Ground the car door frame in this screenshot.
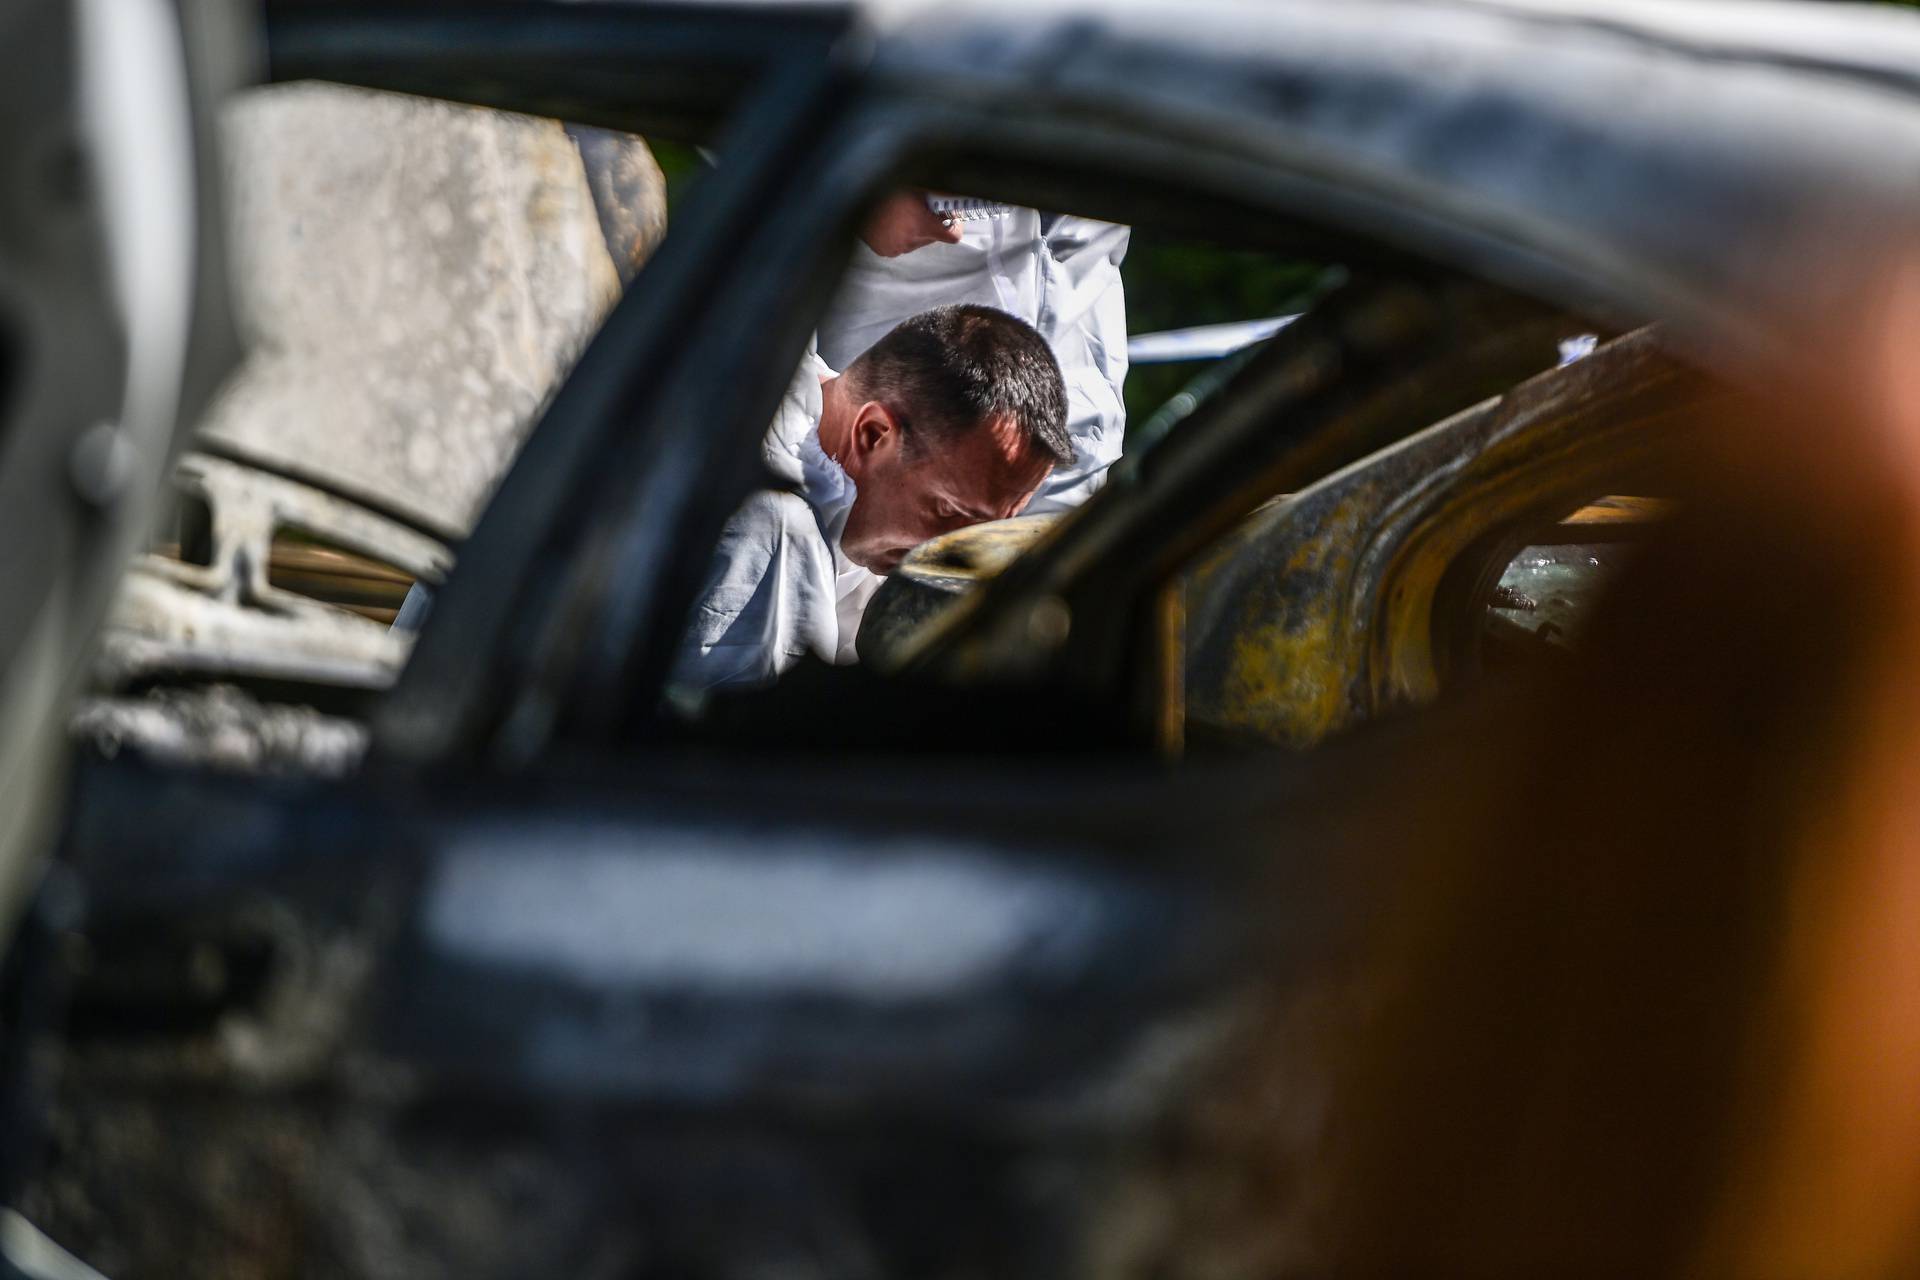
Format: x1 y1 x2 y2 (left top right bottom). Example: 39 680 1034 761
262 0 1920 769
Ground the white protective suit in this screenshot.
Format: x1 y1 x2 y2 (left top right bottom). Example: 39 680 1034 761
671 351 882 691
817 210 1130 514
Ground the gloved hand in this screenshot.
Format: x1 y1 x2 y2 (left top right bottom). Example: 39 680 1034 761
858 190 966 257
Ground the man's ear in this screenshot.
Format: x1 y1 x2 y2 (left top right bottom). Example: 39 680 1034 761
849 400 902 470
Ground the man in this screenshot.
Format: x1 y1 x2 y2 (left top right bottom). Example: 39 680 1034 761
673 304 1071 691
817 192 1129 514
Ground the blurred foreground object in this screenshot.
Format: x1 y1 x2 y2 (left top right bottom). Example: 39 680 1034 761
0 0 241 1255
0 0 238 935
1256 272 1920 1278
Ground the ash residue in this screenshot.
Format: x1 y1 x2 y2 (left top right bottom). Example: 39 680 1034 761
71 686 368 777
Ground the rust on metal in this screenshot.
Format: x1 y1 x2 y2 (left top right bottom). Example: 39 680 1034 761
1181 328 1716 748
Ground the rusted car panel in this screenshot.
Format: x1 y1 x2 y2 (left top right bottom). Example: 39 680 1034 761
1180 328 1710 748
864 331 1702 752
898 278 1577 706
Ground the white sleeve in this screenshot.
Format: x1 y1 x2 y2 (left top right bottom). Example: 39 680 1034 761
1026 218 1131 514
671 490 841 692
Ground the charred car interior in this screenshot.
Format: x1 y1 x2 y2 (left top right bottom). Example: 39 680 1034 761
7 1 1920 1277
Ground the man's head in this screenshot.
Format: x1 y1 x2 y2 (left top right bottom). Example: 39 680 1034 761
828 304 1071 574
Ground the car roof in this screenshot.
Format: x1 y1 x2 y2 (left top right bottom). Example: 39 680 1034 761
839 0 1919 361
677 0 1920 87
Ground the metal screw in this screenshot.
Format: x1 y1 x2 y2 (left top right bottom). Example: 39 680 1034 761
70 421 133 507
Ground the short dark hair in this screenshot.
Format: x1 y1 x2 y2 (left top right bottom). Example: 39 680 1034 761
843 304 1073 467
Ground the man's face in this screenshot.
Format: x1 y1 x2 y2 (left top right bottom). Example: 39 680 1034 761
840 413 1054 575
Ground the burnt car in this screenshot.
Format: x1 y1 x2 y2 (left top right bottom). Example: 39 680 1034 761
6 1 1920 1277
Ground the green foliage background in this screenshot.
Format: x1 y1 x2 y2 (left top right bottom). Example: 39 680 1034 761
1118 241 1326 435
